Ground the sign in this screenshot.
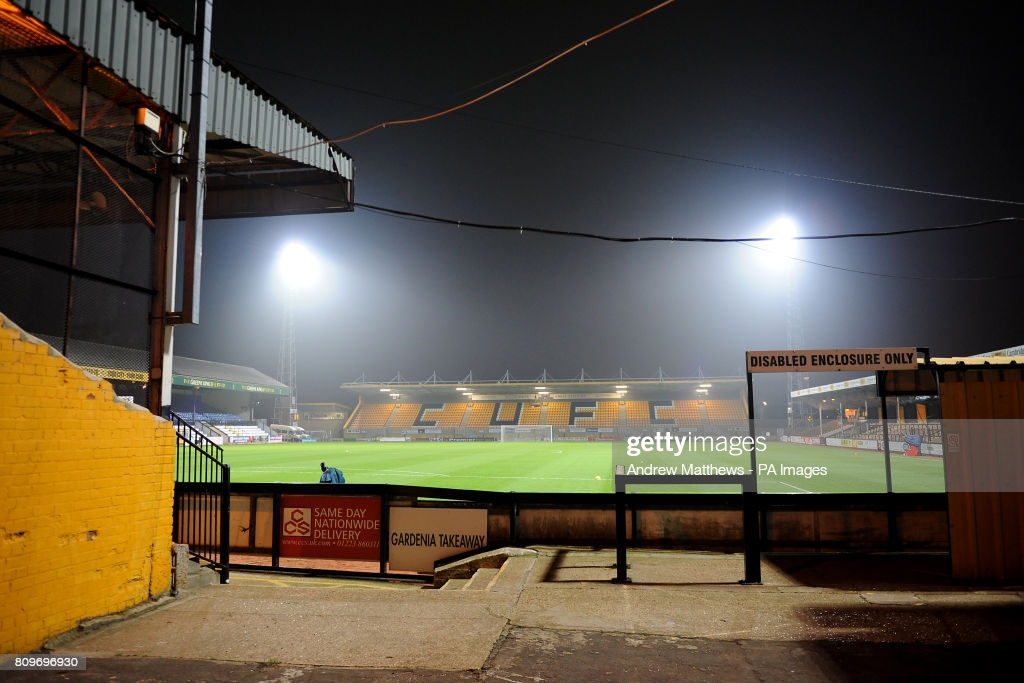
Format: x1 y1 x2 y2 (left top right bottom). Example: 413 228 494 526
746 348 918 374
389 507 488 573
172 374 290 395
280 495 381 560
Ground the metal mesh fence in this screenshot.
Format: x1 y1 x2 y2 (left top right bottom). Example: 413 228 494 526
0 41 159 408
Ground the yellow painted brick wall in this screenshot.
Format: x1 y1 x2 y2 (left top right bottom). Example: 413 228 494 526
0 314 176 653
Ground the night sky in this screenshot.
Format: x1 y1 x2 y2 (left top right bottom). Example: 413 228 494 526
153 1 1023 406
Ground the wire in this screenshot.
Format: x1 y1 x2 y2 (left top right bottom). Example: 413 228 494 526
331 0 678 143
213 169 1023 281
201 55 1024 208
737 241 1022 282
211 0 677 162
355 201 1021 244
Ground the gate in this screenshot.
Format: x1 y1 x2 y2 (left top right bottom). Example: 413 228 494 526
171 411 231 583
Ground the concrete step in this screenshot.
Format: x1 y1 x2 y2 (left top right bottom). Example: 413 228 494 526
462 567 500 591
433 546 538 589
438 552 537 592
488 554 536 595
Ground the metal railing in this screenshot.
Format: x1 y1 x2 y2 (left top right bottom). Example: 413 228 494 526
171 411 231 583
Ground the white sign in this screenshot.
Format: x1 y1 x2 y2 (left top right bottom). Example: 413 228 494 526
389 507 487 573
746 348 918 374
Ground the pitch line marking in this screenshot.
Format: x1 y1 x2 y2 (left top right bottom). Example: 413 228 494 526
779 480 813 494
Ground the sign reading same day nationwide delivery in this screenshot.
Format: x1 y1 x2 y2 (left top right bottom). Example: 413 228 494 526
280 495 381 560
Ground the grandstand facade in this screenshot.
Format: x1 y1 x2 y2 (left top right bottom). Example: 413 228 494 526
341 378 749 441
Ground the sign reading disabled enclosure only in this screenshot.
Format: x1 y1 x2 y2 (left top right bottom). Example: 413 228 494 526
746 347 918 373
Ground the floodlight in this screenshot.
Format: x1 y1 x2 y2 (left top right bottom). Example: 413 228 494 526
761 215 799 266
276 241 321 291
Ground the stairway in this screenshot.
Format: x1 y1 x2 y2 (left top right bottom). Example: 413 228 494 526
435 548 537 593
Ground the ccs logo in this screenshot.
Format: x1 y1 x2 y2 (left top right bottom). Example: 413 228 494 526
282 507 311 536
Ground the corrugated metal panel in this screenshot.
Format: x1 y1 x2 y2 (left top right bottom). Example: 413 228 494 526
11 0 352 180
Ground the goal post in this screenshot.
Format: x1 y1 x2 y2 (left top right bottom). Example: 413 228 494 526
500 425 554 442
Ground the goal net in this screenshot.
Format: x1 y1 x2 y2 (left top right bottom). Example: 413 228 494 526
500 425 554 442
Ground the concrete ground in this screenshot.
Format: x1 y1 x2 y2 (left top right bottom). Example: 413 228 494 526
7 547 1024 682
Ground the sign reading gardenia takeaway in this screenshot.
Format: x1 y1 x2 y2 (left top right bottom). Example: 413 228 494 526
389 507 488 573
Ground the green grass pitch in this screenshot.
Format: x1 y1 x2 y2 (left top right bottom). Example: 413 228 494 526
219 440 946 494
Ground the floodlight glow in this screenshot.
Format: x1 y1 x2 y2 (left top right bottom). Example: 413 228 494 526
615 385 628 389
760 215 799 267
535 386 546 390
276 241 321 291
699 383 712 388
456 387 467 391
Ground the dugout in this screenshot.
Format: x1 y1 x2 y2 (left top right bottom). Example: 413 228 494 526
926 356 1024 581
787 351 1024 582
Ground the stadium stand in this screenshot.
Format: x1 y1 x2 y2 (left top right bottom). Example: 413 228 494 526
217 423 270 443
348 403 395 429
705 399 747 421
649 400 703 425
494 401 521 425
341 387 750 441
545 402 571 426
624 400 651 426
417 403 468 428
596 400 620 427
519 403 543 425
390 403 422 428
466 402 496 427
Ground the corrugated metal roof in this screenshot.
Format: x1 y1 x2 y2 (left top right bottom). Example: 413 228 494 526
173 356 289 391
11 0 352 180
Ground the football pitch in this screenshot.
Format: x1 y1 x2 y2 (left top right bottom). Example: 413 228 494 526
221 440 946 494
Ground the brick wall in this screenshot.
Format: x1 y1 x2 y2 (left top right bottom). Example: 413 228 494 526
0 313 176 653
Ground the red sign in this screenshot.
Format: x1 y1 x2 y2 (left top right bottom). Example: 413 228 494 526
280 495 381 560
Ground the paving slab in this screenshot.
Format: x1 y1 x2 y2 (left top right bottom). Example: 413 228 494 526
13 547 1022 682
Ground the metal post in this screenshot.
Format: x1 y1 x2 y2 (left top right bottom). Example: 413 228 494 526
879 373 894 493
741 490 761 584
219 463 231 584
510 493 518 545
175 0 212 324
379 489 390 575
743 370 762 584
612 490 630 583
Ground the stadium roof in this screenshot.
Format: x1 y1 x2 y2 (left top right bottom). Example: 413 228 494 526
791 346 1024 400
172 356 289 396
32 332 287 395
342 374 746 402
4 0 354 221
